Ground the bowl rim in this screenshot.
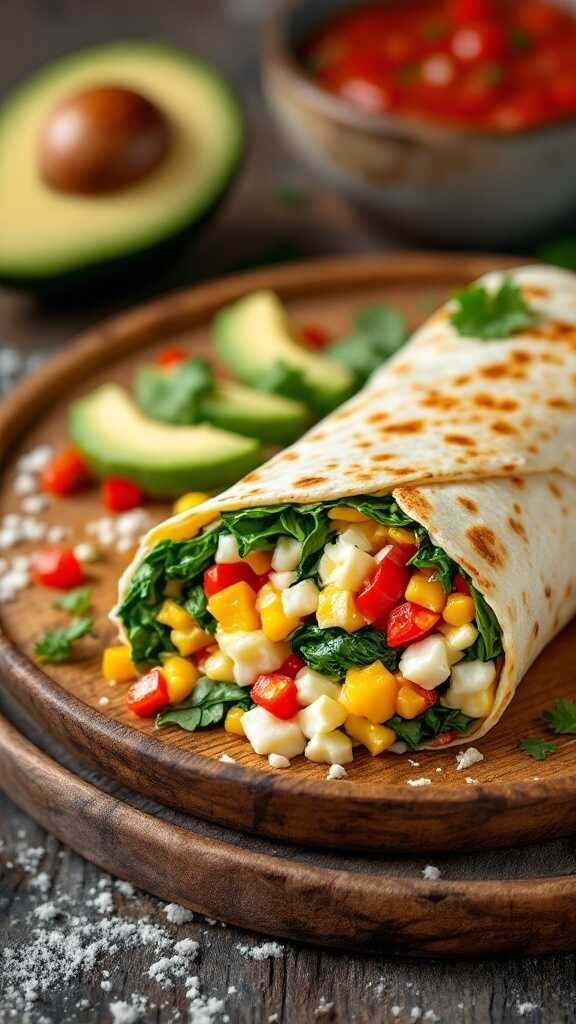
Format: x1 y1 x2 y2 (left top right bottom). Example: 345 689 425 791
263 0 576 144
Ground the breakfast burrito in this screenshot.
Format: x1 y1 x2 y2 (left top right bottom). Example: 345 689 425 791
113 265 576 765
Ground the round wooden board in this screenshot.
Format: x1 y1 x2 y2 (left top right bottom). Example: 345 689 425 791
2 252 576 854
2 696 576 958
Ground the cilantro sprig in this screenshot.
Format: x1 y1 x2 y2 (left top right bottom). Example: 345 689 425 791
450 277 537 340
519 738 556 761
543 699 576 735
54 586 92 616
35 617 93 663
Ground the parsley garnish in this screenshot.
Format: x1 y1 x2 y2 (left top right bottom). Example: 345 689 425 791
450 277 537 340
54 586 92 615
543 699 576 735
35 617 93 663
519 737 556 761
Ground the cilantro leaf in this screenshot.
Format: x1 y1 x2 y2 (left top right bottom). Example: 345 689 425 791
135 358 214 425
54 586 92 616
450 277 537 340
543 699 576 735
156 677 251 733
328 304 407 385
519 737 556 761
35 617 93 663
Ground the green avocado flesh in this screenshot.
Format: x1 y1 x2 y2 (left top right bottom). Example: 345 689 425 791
0 42 243 287
69 384 261 497
199 380 311 443
214 290 355 415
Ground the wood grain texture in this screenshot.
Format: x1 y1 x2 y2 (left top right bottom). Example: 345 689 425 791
3 254 576 855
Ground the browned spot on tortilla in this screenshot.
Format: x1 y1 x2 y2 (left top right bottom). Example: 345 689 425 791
356 441 373 450
480 363 508 379
393 487 432 520
544 584 552 599
444 433 474 446
511 476 525 488
565 582 573 599
279 451 298 461
511 349 532 364
508 601 517 623
308 431 326 442
523 285 549 299
548 481 563 499
391 467 416 476
420 394 458 410
243 470 260 482
533 622 540 638
467 525 506 567
548 397 572 409
332 407 354 420
371 453 393 462
491 420 517 435
458 496 478 513
508 517 528 542
527 444 539 454
501 463 517 472
453 375 470 386
294 476 325 487
540 352 563 365
513 503 522 515
368 412 389 424
521 591 528 608
458 559 492 591
384 420 424 434
553 611 561 630
355 472 373 482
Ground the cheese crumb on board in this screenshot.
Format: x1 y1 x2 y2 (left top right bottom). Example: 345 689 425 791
407 778 432 788
268 753 290 769
326 764 348 780
163 902 194 925
219 753 236 764
455 747 484 771
422 865 441 881
237 941 284 960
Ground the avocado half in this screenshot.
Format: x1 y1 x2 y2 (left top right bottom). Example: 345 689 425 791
0 42 244 291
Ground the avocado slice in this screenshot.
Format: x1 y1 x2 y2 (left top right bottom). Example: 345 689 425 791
200 380 312 444
0 43 243 290
214 291 355 415
69 384 261 497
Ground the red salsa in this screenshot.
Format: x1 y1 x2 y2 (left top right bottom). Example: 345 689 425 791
302 0 576 131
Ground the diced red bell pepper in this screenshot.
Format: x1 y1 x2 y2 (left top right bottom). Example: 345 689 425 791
40 447 92 496
279 654 306 678
101 476 144 513
32 546 85 590
300 324 331 349
356 545 411 622
203 561 260 597
251 673 300 720
386 601 440 648
451 21 507 62
428 730 458 747
408 681 439 709
127 668 169 717
451 0 494 25
453 573 470 595
154 346 187 369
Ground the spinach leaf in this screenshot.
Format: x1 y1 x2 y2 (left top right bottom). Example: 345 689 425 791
156 677 252 733
343 495 416 528
183 583 216 634
35 617 93 663
328 304 408 385
221 503 331 582
450 277 537 340
291 625 400 676
465 582 503 662
135 358 214 425
408 537 456 592
386 706 475 750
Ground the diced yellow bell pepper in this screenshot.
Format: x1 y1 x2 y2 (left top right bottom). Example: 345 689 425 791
396 684 428 719
345 715 396 755
170 626 213 657
405 571 446 613
328 506 370 522
256 582 301 642
388 527 419 547
172 491 210 516
157 599 196 632
163 655 199 704
341 661 398 723
316 586 366 633
102 645 137 683
442 593 475 626
245 549 273 575
207 581 260 632
203 650 236 682
225 705 246 736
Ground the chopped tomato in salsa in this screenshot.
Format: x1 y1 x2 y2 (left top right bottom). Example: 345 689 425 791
302 0 576 131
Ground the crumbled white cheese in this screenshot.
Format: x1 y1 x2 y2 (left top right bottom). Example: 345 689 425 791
465 777 478 785
407 778 432 788
21 494 48 514
98 696 110 707
46 524 69 543
455 747 484 771
237 941 284 960
517 1002 538 1016
408 759 420 767
16 445 53 475
163 902 194 925
13 473 37 496
422 865 441 881
268 753 290 769
74 541 101 563
326 764 348 780
219 753 236 764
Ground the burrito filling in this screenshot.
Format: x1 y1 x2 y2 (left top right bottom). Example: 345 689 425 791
116 496 503 763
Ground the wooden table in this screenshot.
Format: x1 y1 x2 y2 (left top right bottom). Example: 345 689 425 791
0 2 574 1021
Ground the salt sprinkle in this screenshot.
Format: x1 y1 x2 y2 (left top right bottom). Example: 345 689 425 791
99 696 111 707
517 1002 539 1016
455 747 484 772
237 941 284 961
315 997 335 1017
268 753 290 769
74 541 101 563
114 880 135 898
407 778 432 788
424 1012 441 1022
391 1008 402 1018
109 996 147 1023
422 865 441 881
408 759 420 767
13 473 37 495
326 764 347 780
17 445 53 475
411 1009 422 1021
46 524 68 543
21 494 48 514
33 902 60 922
163 902 194 925
219 753 236 764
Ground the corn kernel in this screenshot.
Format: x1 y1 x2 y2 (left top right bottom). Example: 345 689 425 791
245 549 273 575
204 650 236 682
225 706 246 736
396 685 427 719
256 583 301 642
157 599 196 631
316 586 366 632
328 506 370 522
341 661 398 723
163 656 199 704
345 715 397 755
102 645 137 683
172 491 210 516
405 571 446 613
388 527 419 547
443 593 475 626
170 626 213 656
207 581 260 632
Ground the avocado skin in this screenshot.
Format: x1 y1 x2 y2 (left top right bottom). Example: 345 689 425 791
0 42 245 294
69 388 262 498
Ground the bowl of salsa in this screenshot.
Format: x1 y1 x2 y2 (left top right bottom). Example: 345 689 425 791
264 0 576 246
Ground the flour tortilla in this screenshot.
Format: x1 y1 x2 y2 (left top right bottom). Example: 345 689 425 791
116 266 576 746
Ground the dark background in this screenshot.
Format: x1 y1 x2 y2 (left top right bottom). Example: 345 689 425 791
0 3 575 1022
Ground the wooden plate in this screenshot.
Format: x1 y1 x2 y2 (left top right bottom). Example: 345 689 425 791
3 695 576 957
2 252 575 854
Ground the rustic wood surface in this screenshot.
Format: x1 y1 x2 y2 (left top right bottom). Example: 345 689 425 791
1 1 576 1021
6 254 576 857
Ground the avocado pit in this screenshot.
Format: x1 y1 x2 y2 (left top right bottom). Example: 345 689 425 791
38 85 171 195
